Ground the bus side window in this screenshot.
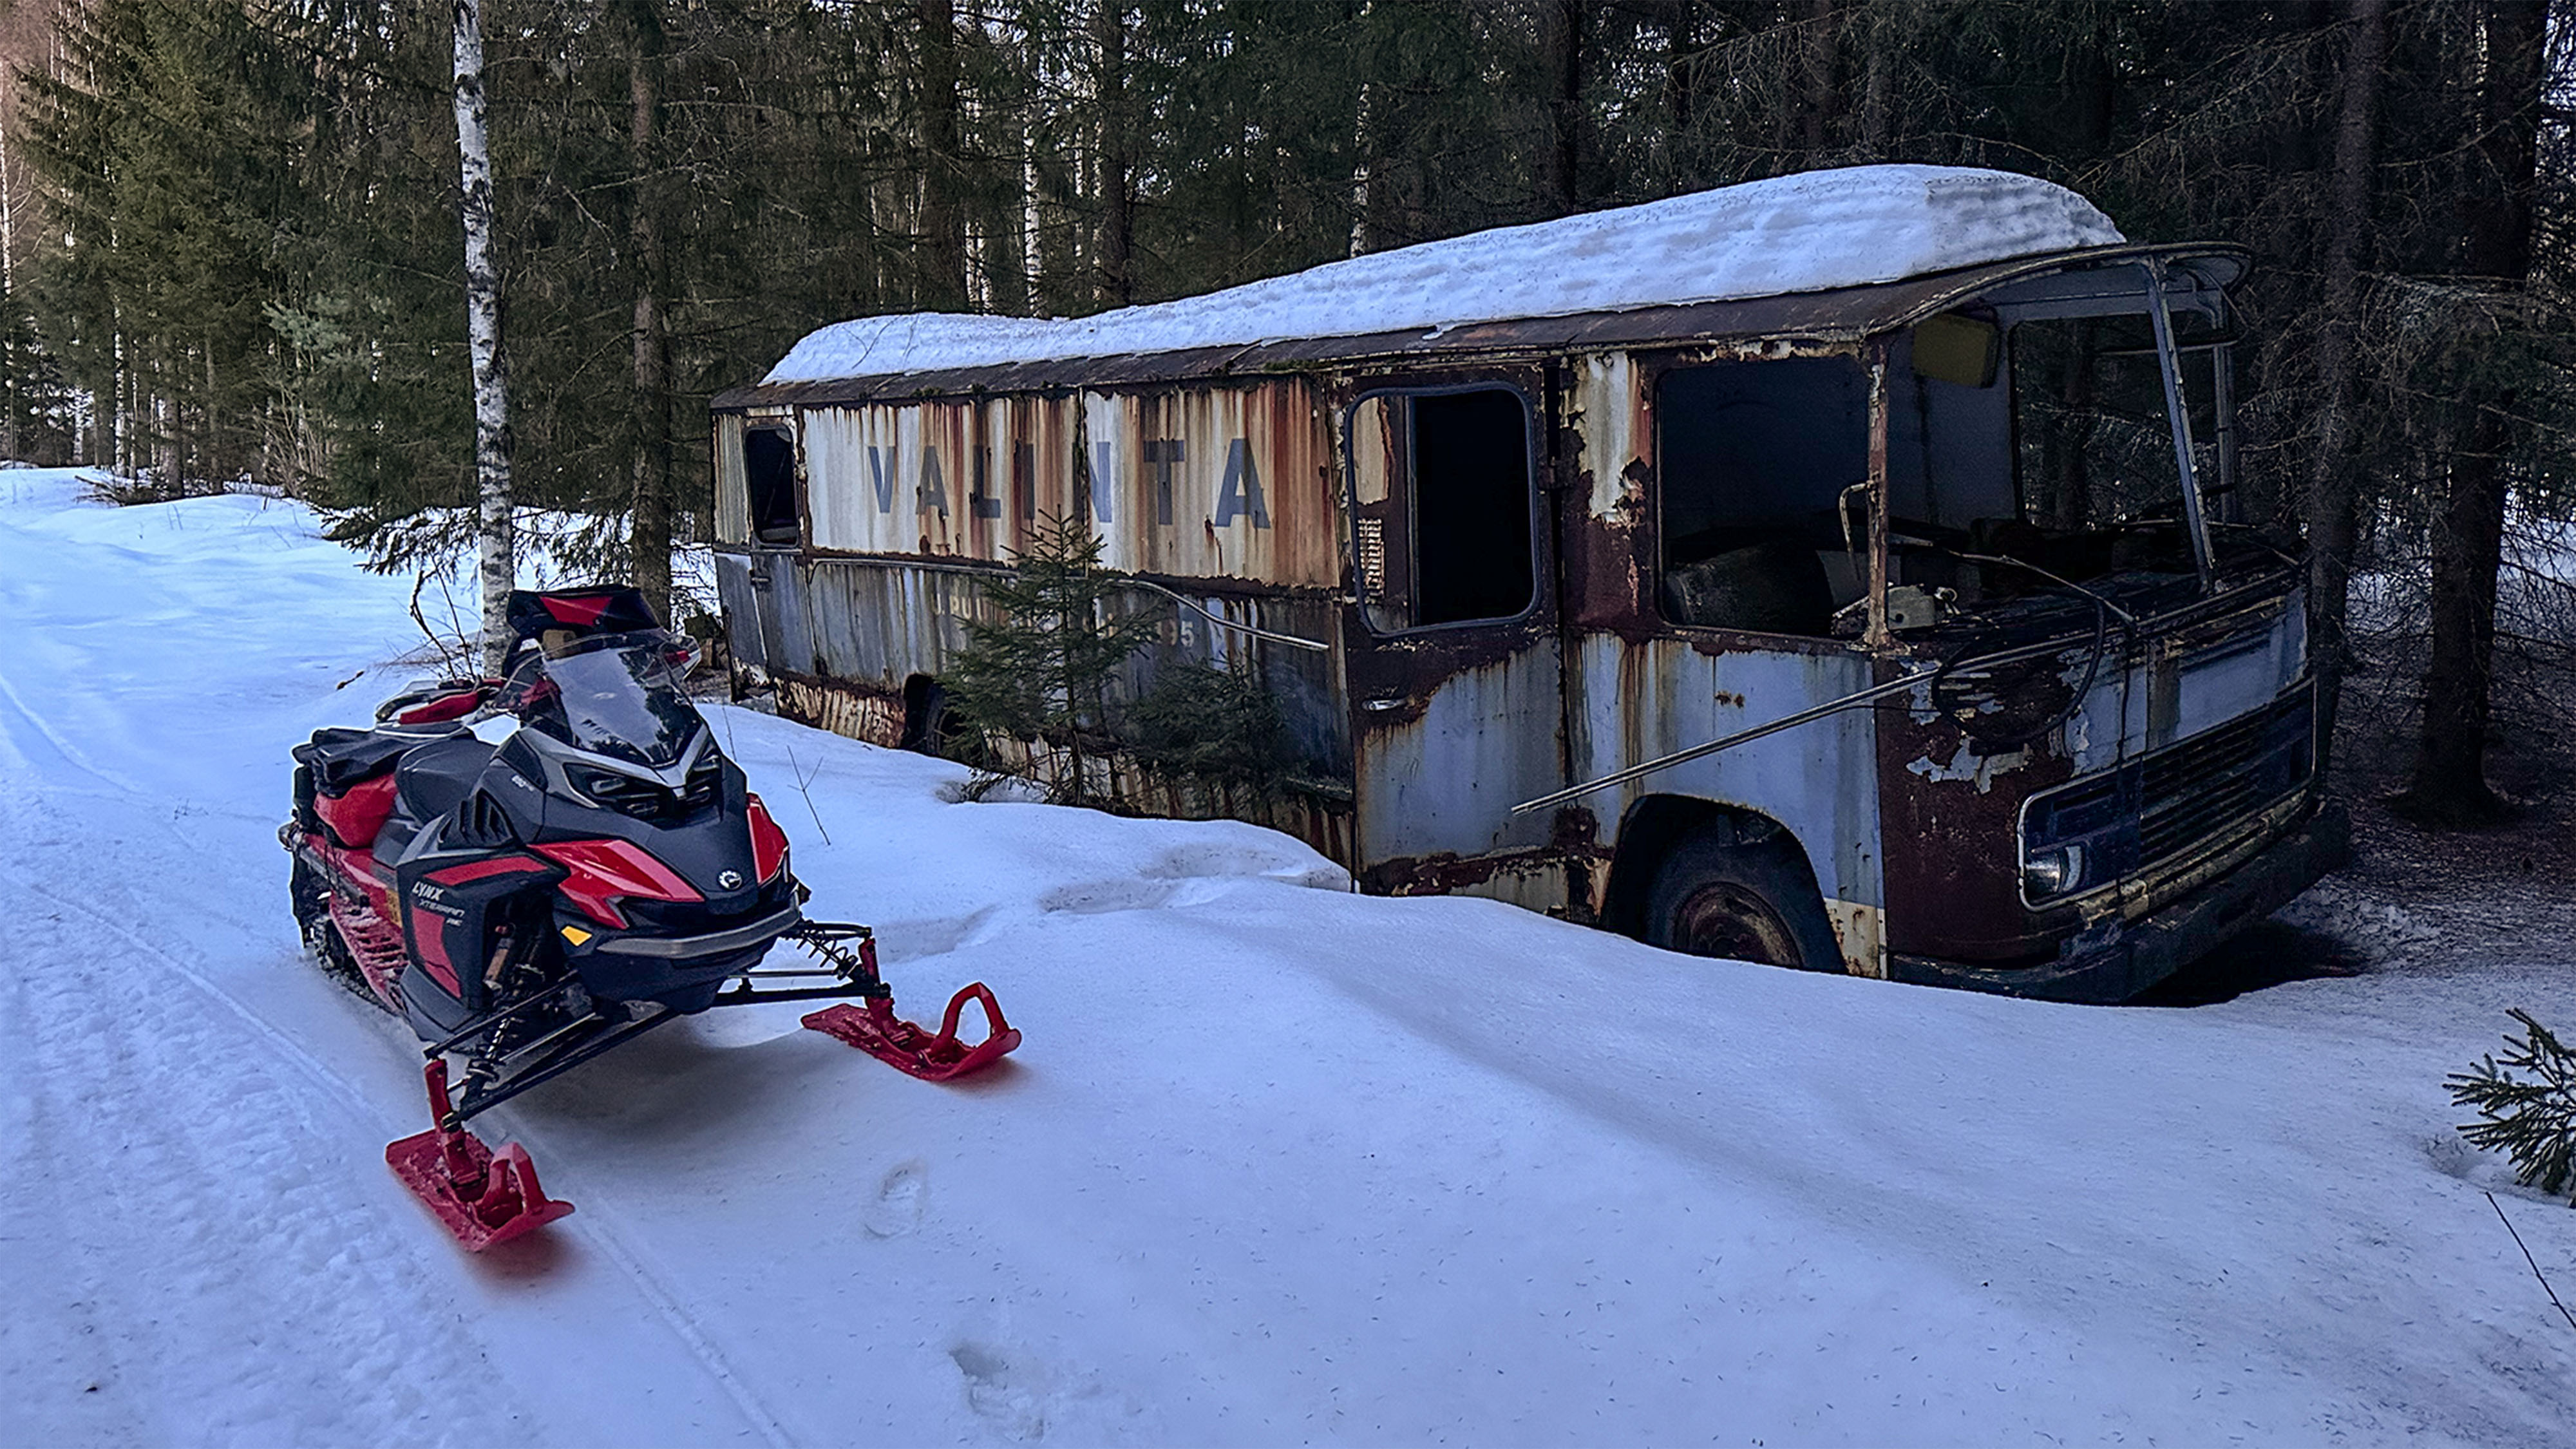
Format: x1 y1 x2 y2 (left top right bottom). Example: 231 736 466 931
745 428 800 545
1347 386 1537 632
1654 358 1864 637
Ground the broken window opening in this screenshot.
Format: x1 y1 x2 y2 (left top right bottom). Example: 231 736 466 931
1348 386 1537 632
744 427 800 545
2000 311 2227 583
1653 357 1860 638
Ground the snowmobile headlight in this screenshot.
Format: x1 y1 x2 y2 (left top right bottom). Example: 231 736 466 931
2022 844 2085 902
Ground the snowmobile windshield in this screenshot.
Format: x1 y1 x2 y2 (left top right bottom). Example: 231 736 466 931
498 632 703 768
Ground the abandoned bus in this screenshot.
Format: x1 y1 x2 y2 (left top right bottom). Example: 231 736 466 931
707 164 2347 1002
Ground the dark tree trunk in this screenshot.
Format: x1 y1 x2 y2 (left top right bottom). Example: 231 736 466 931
1799 0 1837 156
1856 1 1895 158
2400 0 2548 823
1539 0 1583 216
1094 0 1132 308
625 0 673 622
1663 0 1696 164
918 0 966 311
2304 0 2385 777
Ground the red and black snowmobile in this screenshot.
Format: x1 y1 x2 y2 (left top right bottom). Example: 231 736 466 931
283 586 1016 1250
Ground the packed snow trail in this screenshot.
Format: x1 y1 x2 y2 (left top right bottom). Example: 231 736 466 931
3 470 2573 1446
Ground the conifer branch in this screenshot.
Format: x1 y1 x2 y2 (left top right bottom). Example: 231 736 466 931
2448 1010 2576 1204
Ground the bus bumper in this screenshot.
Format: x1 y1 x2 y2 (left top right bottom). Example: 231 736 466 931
1886 796 2352 1004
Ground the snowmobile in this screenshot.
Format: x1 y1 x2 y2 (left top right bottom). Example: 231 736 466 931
283 585 1016 1250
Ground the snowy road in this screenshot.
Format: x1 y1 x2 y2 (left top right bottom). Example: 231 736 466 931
3 471 2573 1446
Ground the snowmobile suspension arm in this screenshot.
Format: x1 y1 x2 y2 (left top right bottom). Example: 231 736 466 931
437 1005 681 1130
421 976 586 1059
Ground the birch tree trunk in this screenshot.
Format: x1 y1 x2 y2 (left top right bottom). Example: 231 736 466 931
453 0 514 672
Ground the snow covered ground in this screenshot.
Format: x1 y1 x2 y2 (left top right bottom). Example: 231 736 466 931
3 468 2573 1447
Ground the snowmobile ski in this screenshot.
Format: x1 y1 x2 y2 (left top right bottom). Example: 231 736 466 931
384 1059 574 1251
784 923 1019 1080
802 985 1019 1081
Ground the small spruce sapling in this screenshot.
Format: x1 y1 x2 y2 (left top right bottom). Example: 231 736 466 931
942 512 1159 807
1129 659 1296 800
2448 1010 2576 1204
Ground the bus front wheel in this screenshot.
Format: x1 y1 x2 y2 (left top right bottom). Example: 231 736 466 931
1642 824 1841 972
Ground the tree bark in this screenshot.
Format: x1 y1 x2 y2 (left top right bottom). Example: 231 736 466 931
453 0 513 672
2401 0 2548 822
1539 0 1583 216
2304 0 2385 778
625 0 672 623
1092 0 1132 307
1662 0 1696 185
1799 0 1837 156
1349 0 1375 259
1856 2 1891 158
918 0 967 311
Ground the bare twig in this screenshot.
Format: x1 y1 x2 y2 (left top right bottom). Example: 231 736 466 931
433 571 472 668
409 571 464 674
2486 1191 2576 1335
781 739 831 846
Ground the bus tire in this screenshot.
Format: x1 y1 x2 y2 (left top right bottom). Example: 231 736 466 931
898 676 951 754
1642 822 1842 972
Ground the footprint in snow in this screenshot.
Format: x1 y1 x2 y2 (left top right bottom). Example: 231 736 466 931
949 1340 1048 1440
862 1159 928 1238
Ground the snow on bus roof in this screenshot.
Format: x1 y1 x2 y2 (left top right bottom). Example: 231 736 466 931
764 165 2122 387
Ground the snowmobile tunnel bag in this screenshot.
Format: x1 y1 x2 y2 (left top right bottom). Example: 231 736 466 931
295 723 469 849
314 775 399 850
294 723 467 793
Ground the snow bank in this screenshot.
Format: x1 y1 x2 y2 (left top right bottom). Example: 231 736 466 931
766 165 2124 383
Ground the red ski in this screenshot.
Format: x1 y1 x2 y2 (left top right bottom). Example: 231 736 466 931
384 1060 573 1251
803 985 1020 1081
788 925 1021 1080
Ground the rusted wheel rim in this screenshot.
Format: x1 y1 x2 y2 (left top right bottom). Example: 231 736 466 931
1671 881 1803 967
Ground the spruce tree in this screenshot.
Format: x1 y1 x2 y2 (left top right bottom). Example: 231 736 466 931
943 511 1159 808
2450 1011 2576 1204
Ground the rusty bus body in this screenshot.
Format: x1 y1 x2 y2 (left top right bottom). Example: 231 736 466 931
709 241 2346 1002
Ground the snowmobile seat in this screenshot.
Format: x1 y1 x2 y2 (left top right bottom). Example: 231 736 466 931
393 736 498 826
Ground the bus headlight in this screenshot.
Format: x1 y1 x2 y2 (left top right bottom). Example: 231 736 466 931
2023 844 2086 902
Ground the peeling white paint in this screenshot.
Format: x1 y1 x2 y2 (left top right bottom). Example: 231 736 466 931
1905 739 2032 793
